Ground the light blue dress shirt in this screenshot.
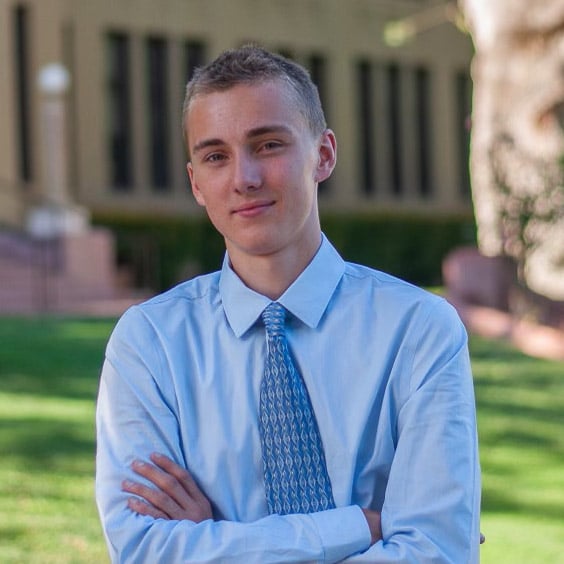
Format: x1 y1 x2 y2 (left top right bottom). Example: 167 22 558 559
96 235 481 563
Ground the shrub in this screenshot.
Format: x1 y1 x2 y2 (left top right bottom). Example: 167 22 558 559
94 213 476 292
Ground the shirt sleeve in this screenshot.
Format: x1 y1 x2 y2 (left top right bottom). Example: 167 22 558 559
342 299 481 563
95 307 371 564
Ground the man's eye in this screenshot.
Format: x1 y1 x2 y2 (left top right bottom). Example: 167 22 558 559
261 141 283 151
205 153 226 163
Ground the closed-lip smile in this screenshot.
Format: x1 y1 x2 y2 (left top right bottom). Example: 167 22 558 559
232 200 275 216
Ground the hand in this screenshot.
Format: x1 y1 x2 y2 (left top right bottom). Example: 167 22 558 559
361 509 382 545
122 452 213 523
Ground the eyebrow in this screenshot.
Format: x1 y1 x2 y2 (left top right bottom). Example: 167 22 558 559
247 124 293 138
191 124 293 155
191 138 224 155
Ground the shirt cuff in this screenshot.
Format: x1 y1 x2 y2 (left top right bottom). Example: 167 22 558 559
309 505 372 562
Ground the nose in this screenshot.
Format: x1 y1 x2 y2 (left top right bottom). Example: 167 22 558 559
233 151 262 194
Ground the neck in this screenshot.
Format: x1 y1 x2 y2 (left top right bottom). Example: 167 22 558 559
227 234 322 300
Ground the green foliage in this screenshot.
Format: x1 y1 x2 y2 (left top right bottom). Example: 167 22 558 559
93 214 224 292
0 317 562 563
322 213 476 285
94 213 476 292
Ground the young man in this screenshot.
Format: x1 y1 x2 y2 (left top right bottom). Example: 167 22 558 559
96 45 481 563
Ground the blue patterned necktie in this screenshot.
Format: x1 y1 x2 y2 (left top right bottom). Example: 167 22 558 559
259 302 336 515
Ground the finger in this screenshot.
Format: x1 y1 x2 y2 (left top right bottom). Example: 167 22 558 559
122 478 182 519
150 453 209 506
149 454 213 521
130 461 194 513
127 496 169 520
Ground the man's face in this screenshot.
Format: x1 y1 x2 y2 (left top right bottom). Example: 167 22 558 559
186 80 336 267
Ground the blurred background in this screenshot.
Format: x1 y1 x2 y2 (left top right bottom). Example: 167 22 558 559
0 0 477 309
0 0 563 562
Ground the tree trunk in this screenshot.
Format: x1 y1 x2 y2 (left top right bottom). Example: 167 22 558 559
459 0 564 302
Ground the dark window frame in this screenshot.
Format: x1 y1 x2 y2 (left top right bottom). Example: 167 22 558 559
415 66 432 197
107 32 133 190
308 53 330 194
147 36 171 191
387 63 403 196
357 60 376 195
13 4 33 183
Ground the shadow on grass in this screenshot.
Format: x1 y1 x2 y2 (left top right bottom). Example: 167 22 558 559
481 485 564 521
470 337 564 526
0 317 115 400
477 397 564 429
0 416 95 474
0 525 27 541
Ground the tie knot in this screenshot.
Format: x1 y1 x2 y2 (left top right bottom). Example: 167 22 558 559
262 302 286 337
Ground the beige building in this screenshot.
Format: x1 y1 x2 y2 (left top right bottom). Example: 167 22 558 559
0 0 473 229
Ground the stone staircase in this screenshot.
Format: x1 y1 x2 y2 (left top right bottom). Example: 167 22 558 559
0 228 149 316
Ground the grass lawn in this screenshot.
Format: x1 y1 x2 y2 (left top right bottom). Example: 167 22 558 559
0 316 563 563
0 317 113 564
471 338 564 564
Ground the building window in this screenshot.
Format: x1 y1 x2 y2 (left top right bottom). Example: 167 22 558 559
308 54 330 194
357 60 375 195
185 40 206 83
12 4 32 183
387 64 403 196
456 71 472 198
308 54 328 114
107 32 132 190
415 67 432 197
276 48 294 60
147 37 170 190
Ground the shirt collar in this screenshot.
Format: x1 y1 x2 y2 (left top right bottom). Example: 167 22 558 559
219 234 345 337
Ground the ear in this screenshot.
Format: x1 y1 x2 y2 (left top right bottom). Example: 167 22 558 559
187 162 206 207
314 129 337 183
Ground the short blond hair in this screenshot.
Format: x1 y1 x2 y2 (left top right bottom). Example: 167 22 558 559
182 45 327 143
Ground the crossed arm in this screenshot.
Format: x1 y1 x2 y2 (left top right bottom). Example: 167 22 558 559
97 302 481 562
122 452 383 545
